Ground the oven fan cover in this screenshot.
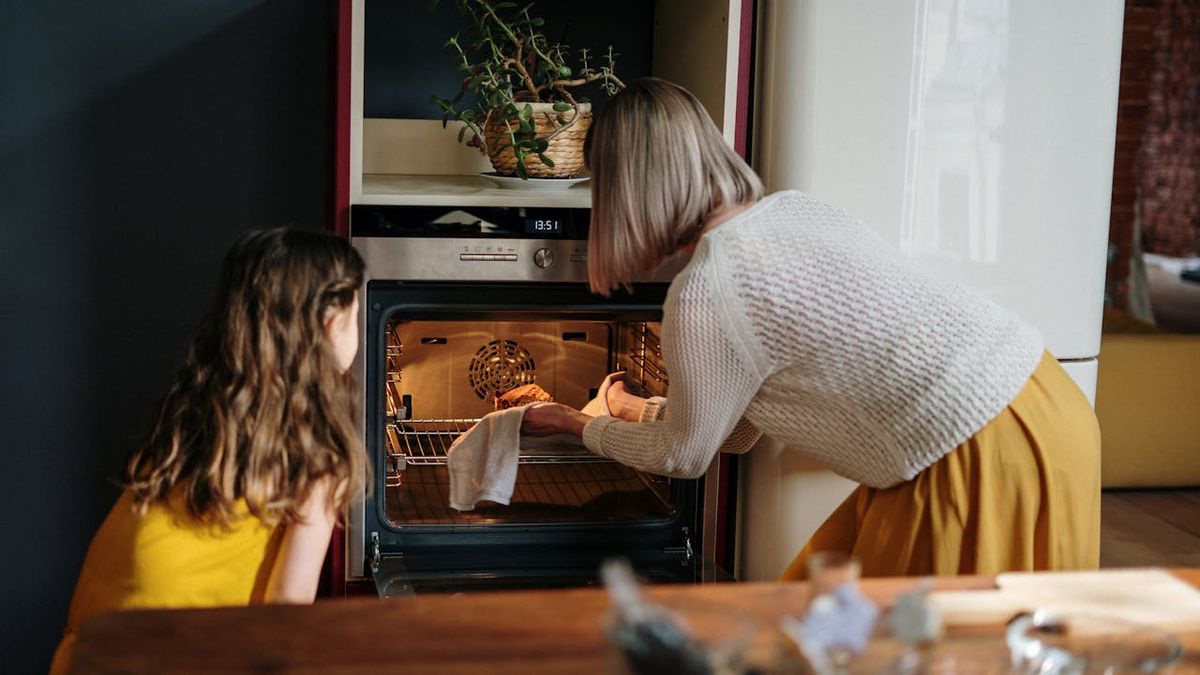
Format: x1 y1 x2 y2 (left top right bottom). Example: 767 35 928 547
467 339 537 400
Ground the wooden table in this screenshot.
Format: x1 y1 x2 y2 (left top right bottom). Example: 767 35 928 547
70 570 1200 674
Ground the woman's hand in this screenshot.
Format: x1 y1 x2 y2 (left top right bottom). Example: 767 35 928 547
606 380 649 423
520 403 591 438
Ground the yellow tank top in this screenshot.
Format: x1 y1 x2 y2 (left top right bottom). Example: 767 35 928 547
50 489 282 674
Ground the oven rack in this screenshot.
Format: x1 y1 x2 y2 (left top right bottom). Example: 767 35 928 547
385 418 611 468
619 323 669 398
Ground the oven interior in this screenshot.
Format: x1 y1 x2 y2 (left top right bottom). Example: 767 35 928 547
381 317 674 528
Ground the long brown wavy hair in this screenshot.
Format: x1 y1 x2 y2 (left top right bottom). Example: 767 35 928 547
125 228 367 526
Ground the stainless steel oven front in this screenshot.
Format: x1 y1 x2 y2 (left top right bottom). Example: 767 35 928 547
348 204 725 596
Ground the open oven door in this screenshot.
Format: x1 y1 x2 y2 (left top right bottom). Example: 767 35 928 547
357 280 734 596
368 530 713 597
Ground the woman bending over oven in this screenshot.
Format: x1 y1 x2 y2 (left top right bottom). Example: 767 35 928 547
521 77 1100 579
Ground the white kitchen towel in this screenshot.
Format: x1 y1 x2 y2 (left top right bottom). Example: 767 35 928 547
446 372 624 511
581 371 622 417
446 405 528 511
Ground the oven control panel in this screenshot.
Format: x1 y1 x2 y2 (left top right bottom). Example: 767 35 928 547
459 253 518 262
351 204 677 283
359 238 599 282
456 248 586 266
533 248 554 268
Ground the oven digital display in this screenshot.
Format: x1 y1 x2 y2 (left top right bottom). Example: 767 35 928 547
523 218 562 235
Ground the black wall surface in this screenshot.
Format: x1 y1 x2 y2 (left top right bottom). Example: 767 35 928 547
364 0 654 119
0 1 332 670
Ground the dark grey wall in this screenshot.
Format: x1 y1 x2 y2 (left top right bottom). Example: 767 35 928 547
0 1 332 670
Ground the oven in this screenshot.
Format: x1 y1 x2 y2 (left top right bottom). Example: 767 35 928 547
347 204 730 596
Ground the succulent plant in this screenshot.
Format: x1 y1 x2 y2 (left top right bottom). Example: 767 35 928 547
431 0 624 178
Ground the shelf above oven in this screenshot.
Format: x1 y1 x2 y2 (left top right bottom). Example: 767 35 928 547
359 174 592 209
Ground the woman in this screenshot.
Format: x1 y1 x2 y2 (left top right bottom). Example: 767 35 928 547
521 78 1100 578
51 228 367 673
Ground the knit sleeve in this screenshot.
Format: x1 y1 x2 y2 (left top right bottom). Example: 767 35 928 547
582 258 766 478
637 398 760 456
638 397 667 422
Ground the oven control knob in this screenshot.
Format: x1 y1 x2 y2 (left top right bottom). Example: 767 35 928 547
533 248 555 269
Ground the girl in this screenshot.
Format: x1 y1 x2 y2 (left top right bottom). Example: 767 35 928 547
51 228 366 673
522 78 1101 579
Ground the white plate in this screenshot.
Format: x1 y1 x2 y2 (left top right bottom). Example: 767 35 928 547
481 172 590 191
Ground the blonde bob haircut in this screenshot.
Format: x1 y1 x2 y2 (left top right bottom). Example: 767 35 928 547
585 77 764 295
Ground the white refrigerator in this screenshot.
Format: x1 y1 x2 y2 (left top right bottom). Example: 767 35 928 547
739 0 1124 580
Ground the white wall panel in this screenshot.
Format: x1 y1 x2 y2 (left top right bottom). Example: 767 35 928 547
755 0 1124 359
742 0 1123 579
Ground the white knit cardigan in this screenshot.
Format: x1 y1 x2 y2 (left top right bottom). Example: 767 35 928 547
582 191 1044 488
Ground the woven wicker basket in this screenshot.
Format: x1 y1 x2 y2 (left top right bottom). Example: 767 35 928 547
483 102 591 178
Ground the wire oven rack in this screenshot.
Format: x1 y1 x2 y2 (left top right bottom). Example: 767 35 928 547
384 323 404 421
381 321 668 487
618 322 668 398
385 418 609 469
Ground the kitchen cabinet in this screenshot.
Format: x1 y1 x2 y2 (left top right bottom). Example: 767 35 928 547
341 0 750 211
332 0 755 590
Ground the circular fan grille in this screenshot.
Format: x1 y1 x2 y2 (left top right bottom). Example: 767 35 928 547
467 339 537 400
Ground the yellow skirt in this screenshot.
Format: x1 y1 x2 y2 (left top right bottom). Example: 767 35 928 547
781 351 1101 579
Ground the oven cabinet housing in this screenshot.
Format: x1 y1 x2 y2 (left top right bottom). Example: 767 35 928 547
361 280 703 595
338 0 751 591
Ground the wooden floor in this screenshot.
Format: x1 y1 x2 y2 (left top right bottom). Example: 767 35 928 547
1101 489 1200 568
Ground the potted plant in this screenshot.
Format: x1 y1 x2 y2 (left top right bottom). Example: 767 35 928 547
432 0 624 179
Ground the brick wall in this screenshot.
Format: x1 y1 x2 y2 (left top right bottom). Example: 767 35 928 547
1107 0 1157 308
1140 0 1200 258
1108 0 1200 308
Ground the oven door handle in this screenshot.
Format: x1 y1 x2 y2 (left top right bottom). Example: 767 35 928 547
662 527 694 566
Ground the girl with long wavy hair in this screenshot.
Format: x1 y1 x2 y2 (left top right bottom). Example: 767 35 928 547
51 228 367 674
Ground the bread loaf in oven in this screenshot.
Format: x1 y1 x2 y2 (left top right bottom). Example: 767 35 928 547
494 383 553 410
